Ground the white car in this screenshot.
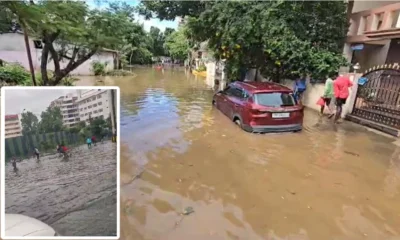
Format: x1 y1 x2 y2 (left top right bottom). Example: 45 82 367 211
5 214 58 237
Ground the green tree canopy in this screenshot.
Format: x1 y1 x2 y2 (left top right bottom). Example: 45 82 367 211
185 1 349 81
164 26 190 61
38 106 64 133
1 1 136 85
21 111 39 135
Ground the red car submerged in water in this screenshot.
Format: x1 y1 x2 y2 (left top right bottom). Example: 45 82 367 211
212 81 304 133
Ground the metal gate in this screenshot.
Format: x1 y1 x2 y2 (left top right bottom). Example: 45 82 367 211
352 64 400 129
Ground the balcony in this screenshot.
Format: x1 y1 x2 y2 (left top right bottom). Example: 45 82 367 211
347 3 400 44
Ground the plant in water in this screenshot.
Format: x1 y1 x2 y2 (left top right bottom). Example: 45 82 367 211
91 61 108 76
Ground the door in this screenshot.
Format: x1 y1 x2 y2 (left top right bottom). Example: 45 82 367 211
216 86 231 115
225 87 247 120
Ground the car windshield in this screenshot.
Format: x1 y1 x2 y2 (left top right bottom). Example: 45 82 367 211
254 92 296 107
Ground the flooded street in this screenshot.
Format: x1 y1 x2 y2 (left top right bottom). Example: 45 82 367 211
4 141 117 237
111 68 400 240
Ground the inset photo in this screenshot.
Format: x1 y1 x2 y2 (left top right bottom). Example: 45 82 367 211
1 87 120 239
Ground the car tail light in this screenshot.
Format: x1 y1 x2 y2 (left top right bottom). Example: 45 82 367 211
291 111 303 117
251 109 270 116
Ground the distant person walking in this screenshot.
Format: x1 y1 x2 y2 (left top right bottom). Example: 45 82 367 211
33 147 40 161
86 137 92 149
11 157 18 173
320 75 335 118
91 136 97 146
333 75 353 124
293 75 307 102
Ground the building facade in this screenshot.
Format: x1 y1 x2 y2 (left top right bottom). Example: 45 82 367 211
5 114 22 139
77 89 113 123
343 1 400 72
49 93 80 128
0 32 116 75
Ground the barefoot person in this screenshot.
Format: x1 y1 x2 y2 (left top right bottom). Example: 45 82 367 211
11 157 18 173
320 74 335 118
33 147 40 161
333 75 353 123
86 137 92 149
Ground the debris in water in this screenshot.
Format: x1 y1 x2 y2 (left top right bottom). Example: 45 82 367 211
307 205 312 210
281 196 285 200
286 189 296 195
182 207 194 215
344 151 360 157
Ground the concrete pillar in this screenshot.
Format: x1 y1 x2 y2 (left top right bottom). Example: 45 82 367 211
342 73 362 118
206 62 216 88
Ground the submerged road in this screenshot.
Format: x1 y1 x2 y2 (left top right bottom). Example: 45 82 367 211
101 68 400 240
4 141 117 237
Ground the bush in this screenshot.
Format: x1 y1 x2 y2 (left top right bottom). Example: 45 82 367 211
197 64 207 72
0 63 31 85
91 61 108 76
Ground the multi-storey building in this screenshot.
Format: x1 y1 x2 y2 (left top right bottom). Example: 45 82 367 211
343 1 400 71
77 89 113 123
5 114 22 138
49 93 80 128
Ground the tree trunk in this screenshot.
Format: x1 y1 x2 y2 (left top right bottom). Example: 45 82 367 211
22 24 37 86
50 49 97 85
40 44 50 86
129 51 134 65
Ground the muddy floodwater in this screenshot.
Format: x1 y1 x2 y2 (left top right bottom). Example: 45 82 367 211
84 68 400 240
4 141 117 237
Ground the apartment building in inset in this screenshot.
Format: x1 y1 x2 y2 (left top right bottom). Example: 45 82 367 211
77 89 113 123
49 93 80 128
5 114 22 138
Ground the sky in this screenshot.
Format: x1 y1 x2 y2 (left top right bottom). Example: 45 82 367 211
4 89 77 116
87 0 179 32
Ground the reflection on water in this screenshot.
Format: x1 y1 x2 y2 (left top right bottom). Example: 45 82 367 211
5 142 117 237
103 68 400 240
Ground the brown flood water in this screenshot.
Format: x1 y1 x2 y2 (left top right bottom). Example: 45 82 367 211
82 68 400 240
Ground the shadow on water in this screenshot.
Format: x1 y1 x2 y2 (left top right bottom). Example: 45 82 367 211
83 68 400 240
4 141 117 237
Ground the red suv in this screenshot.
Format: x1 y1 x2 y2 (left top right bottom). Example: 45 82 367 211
212 81 304 133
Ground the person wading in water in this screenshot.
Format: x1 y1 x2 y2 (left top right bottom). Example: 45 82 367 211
11 157 18 173
33 147 40 162
333 75 353 124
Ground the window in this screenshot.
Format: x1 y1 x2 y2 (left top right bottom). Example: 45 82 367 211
33 40 43 49
97 95 101 99
254 92 296 107
94 110 98 113
93 104 97 107
92 97 96 101
88 105 92 109
85 113 88 116
84 107 87 110
99 109 103 112
98 101 102 106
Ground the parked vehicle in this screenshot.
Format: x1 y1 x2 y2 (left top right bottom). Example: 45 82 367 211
5 214 59 237
212 81 304 133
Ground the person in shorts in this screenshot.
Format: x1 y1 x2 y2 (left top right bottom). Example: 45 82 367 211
86 137 92 149
333 75 353 123
320 74 335 117
33 147 40 161
11 157 18 173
